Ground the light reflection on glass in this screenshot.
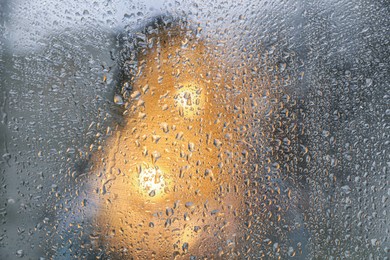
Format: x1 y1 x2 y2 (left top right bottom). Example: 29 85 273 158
90 21 249 258
138 165 165 197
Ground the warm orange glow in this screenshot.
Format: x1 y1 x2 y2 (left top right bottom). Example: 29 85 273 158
90 25 250 258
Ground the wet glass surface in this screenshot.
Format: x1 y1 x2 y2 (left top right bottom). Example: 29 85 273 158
0 0 389 259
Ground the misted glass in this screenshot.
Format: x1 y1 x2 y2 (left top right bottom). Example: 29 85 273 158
0 0 388 259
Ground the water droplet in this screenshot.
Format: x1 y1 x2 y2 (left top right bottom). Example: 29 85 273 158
214 139 222 148
16 250 24 258
114 94 124 105
185 202 194 208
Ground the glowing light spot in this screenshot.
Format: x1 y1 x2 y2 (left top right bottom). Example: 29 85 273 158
138 165 165 197
175 83 204 116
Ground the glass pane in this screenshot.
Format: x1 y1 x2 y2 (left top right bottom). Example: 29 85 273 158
1 0 388 259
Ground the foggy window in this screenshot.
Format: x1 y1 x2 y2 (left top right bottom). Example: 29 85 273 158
0 0 389 259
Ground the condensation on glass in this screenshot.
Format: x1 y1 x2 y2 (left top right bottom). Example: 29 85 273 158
0 0 389 259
